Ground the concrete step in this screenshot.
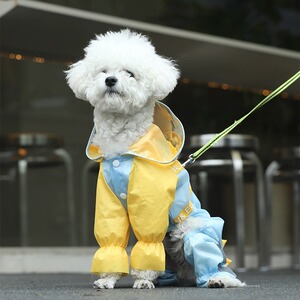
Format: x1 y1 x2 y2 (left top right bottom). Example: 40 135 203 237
0 247 294 273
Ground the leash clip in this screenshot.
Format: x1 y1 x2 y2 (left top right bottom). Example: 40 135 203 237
182 154 196 167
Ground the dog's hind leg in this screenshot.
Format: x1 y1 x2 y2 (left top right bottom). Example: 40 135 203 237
207 276 246 288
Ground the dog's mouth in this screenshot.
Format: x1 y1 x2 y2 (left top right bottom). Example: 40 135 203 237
105 88 123 97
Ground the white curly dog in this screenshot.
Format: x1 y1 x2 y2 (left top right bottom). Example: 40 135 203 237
66 29 245 289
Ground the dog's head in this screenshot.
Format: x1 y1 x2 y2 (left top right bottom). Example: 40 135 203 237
66 29 180 114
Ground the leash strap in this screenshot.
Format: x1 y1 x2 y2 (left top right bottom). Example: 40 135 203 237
182 70 300 167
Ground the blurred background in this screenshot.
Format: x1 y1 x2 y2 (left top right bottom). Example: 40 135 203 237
0 0 299 270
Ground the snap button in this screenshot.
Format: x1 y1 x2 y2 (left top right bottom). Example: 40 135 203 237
120 193 127 200
112 160 120 167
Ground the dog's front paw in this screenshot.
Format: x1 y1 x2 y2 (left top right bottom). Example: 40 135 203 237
207 276 246 288
133 279 155 289
131 269 160 289
93 273 121 289
93 278 116 289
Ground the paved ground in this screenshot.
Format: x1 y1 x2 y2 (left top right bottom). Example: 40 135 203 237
0 269 299 300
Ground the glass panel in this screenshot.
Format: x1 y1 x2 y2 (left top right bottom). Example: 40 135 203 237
37 0 299 51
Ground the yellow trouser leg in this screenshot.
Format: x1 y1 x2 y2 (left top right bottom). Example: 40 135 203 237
91 166 130 275
127 159 177 271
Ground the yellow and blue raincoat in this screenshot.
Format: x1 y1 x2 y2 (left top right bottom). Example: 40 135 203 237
86 102 237 287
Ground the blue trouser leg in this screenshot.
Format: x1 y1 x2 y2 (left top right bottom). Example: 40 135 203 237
183 229 236 287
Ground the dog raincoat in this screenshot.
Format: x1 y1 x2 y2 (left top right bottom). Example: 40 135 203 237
86 102 237 287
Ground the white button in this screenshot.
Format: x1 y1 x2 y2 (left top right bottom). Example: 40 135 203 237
112 160 120 167
120 193 127 200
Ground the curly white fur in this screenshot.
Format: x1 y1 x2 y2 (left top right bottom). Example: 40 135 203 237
170 217 204 240
207 276 246 288
66 29 179 288
131 269 162 289
93 273 121 289
66 29 180 158
66 29 244 290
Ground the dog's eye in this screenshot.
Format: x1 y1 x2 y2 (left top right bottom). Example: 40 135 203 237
102 70 107 74
125 70 134 78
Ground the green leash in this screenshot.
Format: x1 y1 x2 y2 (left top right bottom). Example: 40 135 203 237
182 70 300 167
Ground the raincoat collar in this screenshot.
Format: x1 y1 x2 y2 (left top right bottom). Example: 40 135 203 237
86 101 185 164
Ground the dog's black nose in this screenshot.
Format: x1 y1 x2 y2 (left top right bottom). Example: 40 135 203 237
105 76 118 87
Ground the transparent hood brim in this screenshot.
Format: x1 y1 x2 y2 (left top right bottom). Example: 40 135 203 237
85 101 185 163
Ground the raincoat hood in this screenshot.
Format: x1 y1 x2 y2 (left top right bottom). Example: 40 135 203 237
86 101 185 164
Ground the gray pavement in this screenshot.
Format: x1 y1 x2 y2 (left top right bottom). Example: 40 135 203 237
0 269 299 300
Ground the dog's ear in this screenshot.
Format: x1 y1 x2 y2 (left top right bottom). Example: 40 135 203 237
151 56 180 101
65 59 90 101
